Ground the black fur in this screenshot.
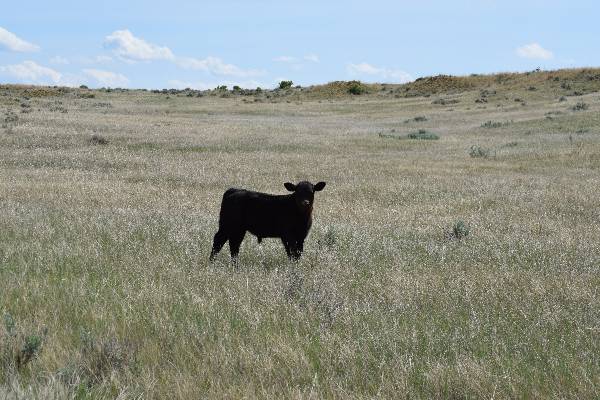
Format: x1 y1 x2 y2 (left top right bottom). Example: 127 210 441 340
210 181 326 261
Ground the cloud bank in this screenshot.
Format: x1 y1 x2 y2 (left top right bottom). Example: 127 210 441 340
0 27 39 52
516 43 553 60
347 62 412 83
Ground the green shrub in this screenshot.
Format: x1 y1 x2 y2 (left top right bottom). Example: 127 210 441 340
89 134 109 146
445 220 470 240
481 120 503 128
572 102 589 111
279 80 293 90
347 81 368 95
407 129 439 140
469 145 491 158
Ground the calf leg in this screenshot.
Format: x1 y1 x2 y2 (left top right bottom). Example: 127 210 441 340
292 239 305 260
210 229 228 261
228 230 246 259
281 238 292 259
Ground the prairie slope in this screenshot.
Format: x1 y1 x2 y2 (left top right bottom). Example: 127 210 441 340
1 68 599 399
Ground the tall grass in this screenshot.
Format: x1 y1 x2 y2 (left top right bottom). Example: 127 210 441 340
0 79 599 398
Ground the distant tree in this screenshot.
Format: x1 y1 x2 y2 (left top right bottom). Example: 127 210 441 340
279 80 293 89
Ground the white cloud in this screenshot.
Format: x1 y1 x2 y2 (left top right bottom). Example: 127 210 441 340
516 43 553 60
304 54 319 63
0 27 39 52
94 55 114 63
50 56 70 65
0 61 61 84
274 56 296 63
177 56 264 77
103 29 261 78
83 69 130 87
104 29 174 61
347 62 412 83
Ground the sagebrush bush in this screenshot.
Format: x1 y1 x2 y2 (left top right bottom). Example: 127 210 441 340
347 81 368 95
469 145 491 158
89 134 109 145
408 129 439 140
279 81 293 90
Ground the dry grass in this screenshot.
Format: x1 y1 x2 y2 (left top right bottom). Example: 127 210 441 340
1 68 600 398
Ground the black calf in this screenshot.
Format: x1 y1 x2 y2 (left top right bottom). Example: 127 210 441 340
210 181 326 261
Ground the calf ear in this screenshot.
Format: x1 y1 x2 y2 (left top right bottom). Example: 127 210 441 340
284 182 297 192
314 181 326 191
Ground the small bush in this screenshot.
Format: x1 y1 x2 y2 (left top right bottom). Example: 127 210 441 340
279 80 293 90
378 132 401 139
89 134 109 145
572 102 588 111
1 314 48 374
469 145 490 158
407 129 439 140
481 121 503 128
445 220 470 240
559 96 567 102
432 98 459 105
4 110 19 124
347 81 368 95
481 120 511 129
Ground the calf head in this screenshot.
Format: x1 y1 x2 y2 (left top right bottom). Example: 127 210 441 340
284 181 326 213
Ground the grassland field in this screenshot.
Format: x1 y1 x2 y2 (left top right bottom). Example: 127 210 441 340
1 69 600 399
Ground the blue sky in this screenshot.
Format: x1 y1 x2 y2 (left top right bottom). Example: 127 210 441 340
1 0 598 89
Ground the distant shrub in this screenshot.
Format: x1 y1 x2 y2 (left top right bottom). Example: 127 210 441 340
445 220 470 240
232 85 241 91
255 87 263 93
481 120 511 128
79 85 89 89
407 129 439 140
4 110 19 124
432 98 459 105
347 81 368 95
89 134 109 145
215 85 228 91
572 102 588 111
558 96 567 102
378 131 400 139
279 80 293 90
469 145 491 158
